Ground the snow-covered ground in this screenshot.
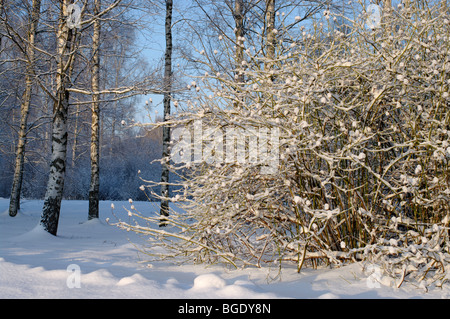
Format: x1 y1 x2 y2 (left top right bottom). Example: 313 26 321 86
1 198 449 299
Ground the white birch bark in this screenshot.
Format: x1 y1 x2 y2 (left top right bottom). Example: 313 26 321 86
234 0 244 84
9 0 41 217
265 0 275 64
89 0 101 220
40 0 76 235
159 0 173 225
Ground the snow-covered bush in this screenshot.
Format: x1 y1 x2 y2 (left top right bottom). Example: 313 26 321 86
116 1 450 288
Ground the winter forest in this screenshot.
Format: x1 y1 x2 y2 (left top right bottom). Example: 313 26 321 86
1 0 450 298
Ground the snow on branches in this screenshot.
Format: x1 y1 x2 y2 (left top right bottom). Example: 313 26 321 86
115 1 450 289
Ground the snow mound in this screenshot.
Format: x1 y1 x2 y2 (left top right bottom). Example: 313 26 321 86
117 273 147 286
82 269 116 286
191 274 226 290
188 273 276 299
10 224 56 242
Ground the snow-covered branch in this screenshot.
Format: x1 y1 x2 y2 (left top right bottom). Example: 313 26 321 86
116 0 450 289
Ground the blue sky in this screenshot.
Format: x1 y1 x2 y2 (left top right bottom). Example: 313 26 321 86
134 26 166 124
132 0 408 124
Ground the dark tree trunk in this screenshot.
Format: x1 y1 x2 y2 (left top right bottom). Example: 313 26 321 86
159 0 173 226
89 0 101 220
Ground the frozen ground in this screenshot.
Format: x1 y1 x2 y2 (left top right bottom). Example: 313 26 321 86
1 198 449 299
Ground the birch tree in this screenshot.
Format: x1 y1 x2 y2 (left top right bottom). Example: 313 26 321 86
159 0 173 225
88 0 101 220
40 0 156 232
8 0 41 217
234 0 245 84
39 0 77 235
264 0 275 62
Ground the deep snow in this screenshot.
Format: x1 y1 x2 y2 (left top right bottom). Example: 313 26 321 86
1 198 449 299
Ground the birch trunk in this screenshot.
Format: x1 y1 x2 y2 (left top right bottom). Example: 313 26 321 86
9 0 41 217
40 0 75 235
265 0 275 64
159 0 173 226
89 0 101 220
234 0 244 84
71 103 80 168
